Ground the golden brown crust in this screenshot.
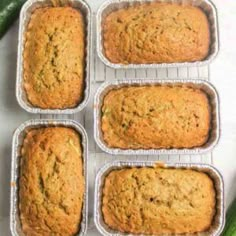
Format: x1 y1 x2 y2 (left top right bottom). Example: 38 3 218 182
101 85 211 149
102 167 216 234
103 3 210 64
19 127 84 236
24 7 85 109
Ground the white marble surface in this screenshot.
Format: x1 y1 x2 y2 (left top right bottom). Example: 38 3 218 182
0 0 236 235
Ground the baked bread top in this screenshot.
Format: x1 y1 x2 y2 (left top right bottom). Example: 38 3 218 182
101 85 211 149
24 7 85 109
102 167 216 234
103 3 210 64
19 127 84 236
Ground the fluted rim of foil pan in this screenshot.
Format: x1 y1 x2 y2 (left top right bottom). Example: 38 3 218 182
94 79 220 155
96 0 219 68
10 119 88 236
94 161 225 236
16 0 92 114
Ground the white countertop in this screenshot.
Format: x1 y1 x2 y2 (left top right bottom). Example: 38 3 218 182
0 0 236 235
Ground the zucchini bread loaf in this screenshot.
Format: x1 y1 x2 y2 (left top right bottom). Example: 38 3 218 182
19 127 84 236
24 7 85 109
102 167 216 234
103 3 210 64
101 85 211 149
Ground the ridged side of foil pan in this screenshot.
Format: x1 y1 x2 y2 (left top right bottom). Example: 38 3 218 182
97 0 219 69
10 119 88 236
94 161 225 236
94 79 220 155
16 0 91 114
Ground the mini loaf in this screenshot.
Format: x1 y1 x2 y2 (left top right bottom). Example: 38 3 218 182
103 3 210 64
101 85 211 149
24 7 85 109
102 167 216 234
19 127 84 236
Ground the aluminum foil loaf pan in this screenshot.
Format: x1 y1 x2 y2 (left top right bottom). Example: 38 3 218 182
16 0 91 114
94 79 220 155
94 161 225 236
10 119 88 236
97 0 219 69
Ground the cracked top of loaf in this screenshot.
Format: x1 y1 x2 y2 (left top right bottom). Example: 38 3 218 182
19 127 84 236
102 167 216 234
103 3 210 64
23 7 85 109
101 85 211 149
